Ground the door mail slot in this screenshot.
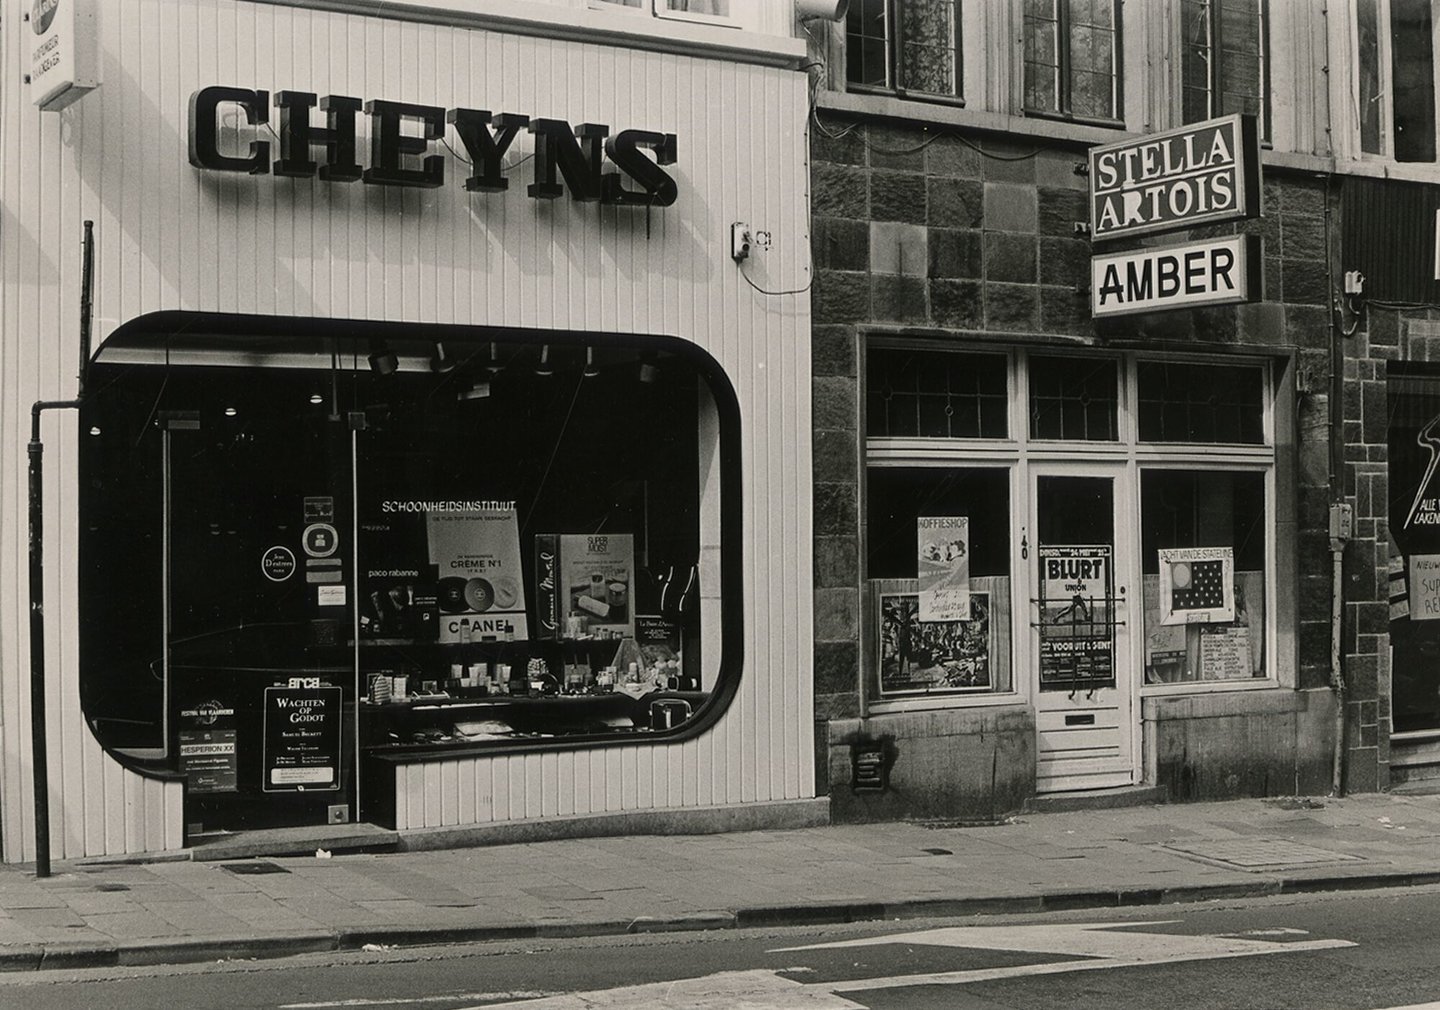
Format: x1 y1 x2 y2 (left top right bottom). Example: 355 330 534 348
1065 713 1096 726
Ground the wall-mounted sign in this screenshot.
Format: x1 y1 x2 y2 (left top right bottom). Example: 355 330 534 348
1089 114 1261 241
1091 235 1261 318
29 0 100 111
262 685 342 792
261 546 296 582
188 86 678 206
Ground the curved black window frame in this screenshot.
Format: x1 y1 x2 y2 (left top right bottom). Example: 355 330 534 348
78 311 745 775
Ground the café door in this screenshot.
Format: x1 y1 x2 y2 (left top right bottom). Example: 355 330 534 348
1029 464 1137 792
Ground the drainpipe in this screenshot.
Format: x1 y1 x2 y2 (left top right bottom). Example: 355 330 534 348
1323 180 1348 798
27 221 95 877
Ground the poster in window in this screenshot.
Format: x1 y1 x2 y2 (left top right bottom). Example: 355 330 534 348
427 503 530 642
877 591 991 697
1037 545 1115 689
1157 546 1234 625
917 516 971 622
262 685 342 793
177 699 238 794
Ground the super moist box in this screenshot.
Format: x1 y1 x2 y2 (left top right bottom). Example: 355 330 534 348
534 533 635 640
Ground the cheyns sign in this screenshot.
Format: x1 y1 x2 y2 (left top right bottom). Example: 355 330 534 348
1088 114 1260 241
1090 235 1261 318
188 86 678 207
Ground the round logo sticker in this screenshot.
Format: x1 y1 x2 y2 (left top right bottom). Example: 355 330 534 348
32 0 58 35
302 523 339 559
261 546 297 582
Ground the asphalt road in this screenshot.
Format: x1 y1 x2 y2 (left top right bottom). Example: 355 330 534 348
5 885 1440 1009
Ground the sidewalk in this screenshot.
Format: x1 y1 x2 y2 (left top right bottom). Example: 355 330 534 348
3 792 1440 972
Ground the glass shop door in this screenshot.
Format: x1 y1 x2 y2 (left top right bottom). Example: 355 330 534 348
163 376 359 834
1029 463 1138 792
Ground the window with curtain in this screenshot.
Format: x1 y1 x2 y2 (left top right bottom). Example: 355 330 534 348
1022 0 1120 123
1181 0 1269 140
844 0 962 101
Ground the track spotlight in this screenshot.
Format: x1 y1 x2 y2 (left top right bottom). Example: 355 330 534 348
368 338 398 376
429 341 454 373
536 345 553 377
487 341 502 374
583 347 599 378
639 354 659 384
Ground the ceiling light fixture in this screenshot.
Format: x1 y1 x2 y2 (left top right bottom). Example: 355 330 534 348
429 341 454 373
368 338 398 376
583 347 599 378
458 379 492 401
536 345 553 377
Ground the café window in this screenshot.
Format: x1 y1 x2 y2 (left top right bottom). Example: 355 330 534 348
1140 469 1268 684
866 347 1008 439
845 0 963 101
1181 0 1270 140
1023 0 1121 124
79 319 739 789
1028 354 1119 441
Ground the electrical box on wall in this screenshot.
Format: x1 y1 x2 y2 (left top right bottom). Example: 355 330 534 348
1329 502 1353 546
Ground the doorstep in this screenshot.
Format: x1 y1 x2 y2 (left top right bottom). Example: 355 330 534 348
187 821 401 861
1022 784 1169 814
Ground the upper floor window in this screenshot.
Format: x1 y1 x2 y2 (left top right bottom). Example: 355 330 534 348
1356 0 1436 161
1181 0 1270 140
593 0 741 25
1022 0 1121 124
845 0 962 102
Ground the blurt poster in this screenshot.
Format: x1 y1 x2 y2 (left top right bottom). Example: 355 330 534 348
427 503 529 641
917 516 970 622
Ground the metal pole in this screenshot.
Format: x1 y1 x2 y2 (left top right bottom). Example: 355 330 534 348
27 432 50 879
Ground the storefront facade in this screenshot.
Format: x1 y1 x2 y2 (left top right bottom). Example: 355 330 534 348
808 1 1366 819
0 0 819 862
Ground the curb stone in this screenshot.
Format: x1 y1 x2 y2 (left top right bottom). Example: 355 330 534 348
5 866 1439 972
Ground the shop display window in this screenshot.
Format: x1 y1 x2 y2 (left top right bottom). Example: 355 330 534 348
866 467 1014 699
78 319 739 815
1140 469 1267 684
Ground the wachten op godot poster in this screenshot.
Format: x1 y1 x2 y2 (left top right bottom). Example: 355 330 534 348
917 516 970 622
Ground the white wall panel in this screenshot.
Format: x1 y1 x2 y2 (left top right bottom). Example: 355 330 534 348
2 0 812 857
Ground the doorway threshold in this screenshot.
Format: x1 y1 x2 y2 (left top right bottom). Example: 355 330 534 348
1023 784 1168 814
188 822 400 861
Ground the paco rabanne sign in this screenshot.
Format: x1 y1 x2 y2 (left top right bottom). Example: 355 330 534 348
1088 114 1261 241
188 86 678 207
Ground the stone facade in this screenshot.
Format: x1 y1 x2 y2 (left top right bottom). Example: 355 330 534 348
810 116 1368 809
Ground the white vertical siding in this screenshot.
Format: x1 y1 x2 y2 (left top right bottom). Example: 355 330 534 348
1 0 813 858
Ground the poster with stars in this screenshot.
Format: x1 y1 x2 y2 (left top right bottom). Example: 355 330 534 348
1157 547 1235 626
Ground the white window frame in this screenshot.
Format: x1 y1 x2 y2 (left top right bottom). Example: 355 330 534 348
1353 0 1398 158
862 344 1281 716
589 0 752 29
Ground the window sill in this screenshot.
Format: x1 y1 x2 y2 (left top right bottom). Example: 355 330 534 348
249 0 806 68
1141 677 1277 698
868 692 1024 715
818 90 1118 148
847 84 966 109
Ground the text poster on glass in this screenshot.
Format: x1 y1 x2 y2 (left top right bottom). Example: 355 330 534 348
1037 545 1115 690
917 516 970 622
877 591 992 698
1157 547 1234 625
262 684 342 793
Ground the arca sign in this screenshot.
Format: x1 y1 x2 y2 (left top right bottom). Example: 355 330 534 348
187 86 679 207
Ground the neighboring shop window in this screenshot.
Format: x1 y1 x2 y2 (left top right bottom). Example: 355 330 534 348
845 0 963 101
1181 0 1270 141
1028 355 1118 441
1356 0 1386 155
79 324 739 776
866 347 1008 438
1137 360 1265 444
1022 0 1121 123
1140 469 1268 684
867 467 1014 699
